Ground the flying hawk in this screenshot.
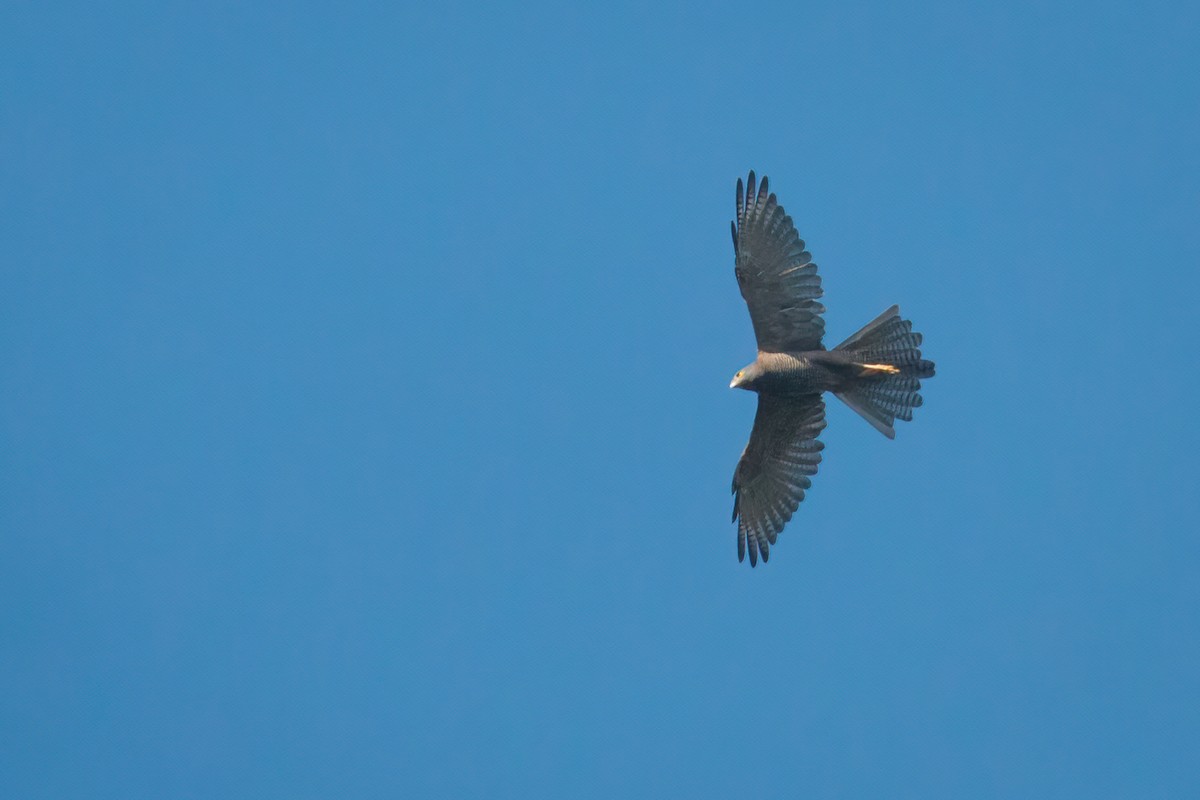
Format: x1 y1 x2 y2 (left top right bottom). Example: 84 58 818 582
729 172 936 566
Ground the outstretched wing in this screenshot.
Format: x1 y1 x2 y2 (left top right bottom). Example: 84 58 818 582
731 171 825 352
731 394 826 566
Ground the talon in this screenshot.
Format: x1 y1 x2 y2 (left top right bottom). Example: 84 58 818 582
859 363 900 375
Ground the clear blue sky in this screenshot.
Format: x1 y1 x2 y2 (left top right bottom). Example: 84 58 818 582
3 2 1198 797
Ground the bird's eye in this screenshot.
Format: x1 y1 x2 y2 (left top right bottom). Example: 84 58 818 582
736 371 743 378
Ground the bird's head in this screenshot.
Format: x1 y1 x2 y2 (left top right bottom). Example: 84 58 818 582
730 361 762 390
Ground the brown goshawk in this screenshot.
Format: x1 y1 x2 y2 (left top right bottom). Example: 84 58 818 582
729 172 936 566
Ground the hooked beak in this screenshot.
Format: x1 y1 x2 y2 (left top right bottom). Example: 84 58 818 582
729 376 740 389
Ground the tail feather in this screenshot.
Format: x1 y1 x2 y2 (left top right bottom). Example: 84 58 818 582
833 305 935 438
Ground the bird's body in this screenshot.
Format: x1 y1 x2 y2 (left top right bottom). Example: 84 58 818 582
736 350 881 396
727 172 935 566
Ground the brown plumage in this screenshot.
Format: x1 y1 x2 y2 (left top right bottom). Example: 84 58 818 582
728 172 936 566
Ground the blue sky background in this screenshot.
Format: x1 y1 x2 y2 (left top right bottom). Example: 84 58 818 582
3 2 1199 797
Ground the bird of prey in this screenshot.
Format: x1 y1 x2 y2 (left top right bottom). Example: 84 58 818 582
728 171 935 566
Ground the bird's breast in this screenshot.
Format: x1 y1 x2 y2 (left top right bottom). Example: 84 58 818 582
757 352 836 395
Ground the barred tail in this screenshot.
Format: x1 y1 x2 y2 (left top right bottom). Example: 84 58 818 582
832 305 935 439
